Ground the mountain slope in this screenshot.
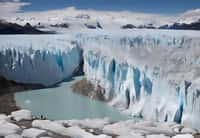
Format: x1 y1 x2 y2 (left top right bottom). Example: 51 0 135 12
0 20 51 34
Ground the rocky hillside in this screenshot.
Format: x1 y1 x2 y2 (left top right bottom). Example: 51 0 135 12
0 20 52 34
0 76 43 95
0 76 43 114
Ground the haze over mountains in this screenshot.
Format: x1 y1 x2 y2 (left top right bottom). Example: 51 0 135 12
1 7 200 33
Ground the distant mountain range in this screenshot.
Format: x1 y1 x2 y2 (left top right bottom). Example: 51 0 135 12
159 20 200 30
0 20 53 34
121 20 200 31
1 10 200 34
1 8 200 33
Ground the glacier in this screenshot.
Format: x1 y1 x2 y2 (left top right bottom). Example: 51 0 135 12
1 29 200 129
0 35 82 86
78 29 200 129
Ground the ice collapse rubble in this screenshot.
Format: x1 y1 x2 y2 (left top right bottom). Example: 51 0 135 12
0 35 82 86
77 29 200 129
1 109 199 138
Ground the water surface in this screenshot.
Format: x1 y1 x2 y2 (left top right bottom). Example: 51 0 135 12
15 76 129 120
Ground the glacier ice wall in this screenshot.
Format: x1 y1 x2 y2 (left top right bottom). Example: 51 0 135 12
1 29 200 129
0 35 82 86
79 29 200 129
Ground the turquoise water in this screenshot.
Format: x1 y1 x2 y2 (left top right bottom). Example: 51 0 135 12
15 76 130 120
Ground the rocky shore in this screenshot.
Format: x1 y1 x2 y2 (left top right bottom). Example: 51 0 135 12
0 109 200 138
71 78 106 101
0 76 44 114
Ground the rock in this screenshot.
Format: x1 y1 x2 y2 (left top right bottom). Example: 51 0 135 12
121 24 136 29
11 110 32 121
172 134 194 138
22 128 47 138
194 134 200 138
85 24 96 29
0 21 48 34
0 120 21 136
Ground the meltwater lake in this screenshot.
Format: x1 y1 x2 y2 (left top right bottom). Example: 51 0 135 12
15 76 129 121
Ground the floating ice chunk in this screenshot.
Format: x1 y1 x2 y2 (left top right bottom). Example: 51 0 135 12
5 134 22 138
0 120 21 136
0 114 9 121
32 120 110 138
146 134 170 138
117 135 144 138
32 120 67 135
25 99 31 104
172 134 194 138
22 128 47 138
11 109 32 121
103 120 137 136
133 121 174 136
58 118 110 129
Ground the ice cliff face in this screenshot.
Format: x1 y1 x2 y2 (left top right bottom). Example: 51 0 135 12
0 35 82 86
1 29 200 129
79 29 200 129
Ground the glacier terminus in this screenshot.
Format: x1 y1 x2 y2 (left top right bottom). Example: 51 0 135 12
1 29 200 129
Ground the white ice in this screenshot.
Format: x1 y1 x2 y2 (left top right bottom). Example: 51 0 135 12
11 109 32 121
32 120 111 138
22 128 47 138
0 35 82 86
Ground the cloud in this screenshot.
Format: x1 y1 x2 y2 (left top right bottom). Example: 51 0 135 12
13 0 21 2
1 2 199 26
0 0 20 2
0 1 30 18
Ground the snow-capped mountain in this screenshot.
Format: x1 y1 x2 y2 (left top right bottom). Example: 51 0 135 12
0 20 51 34
2 7 176 31
178 9 200 24
1 7 200 32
